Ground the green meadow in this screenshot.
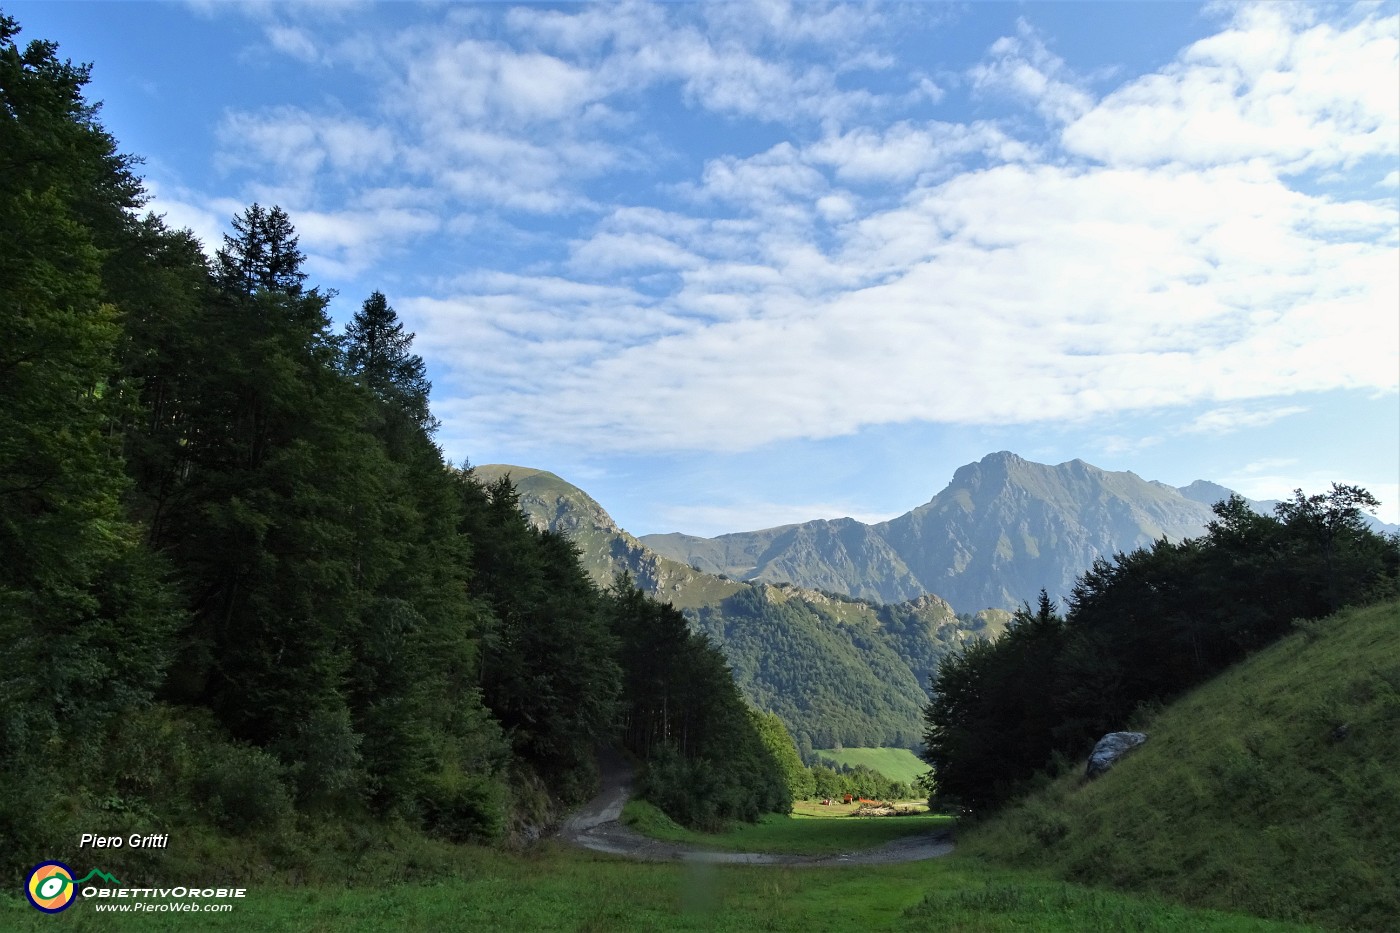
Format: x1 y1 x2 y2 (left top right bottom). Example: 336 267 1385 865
11 603 1392 932
811 747 931 786
3 843 1313 932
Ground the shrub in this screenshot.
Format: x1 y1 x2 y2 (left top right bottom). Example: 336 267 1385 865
194 743 295 834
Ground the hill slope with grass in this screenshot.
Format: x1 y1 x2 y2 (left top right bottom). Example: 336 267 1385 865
812 747 931 787
961 599 1400 931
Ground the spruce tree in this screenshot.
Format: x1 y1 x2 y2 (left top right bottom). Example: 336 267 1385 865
213 202 306 296
0 12 179 859
345 290 434 429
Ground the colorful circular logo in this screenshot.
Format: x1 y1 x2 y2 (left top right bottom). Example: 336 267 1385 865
26 862 77 913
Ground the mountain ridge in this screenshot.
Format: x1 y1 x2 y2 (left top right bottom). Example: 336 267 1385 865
642 451 1397 611
643 451 1221 610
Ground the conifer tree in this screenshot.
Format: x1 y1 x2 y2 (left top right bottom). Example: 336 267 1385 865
345 290 434 430
0 12 179 857
213 202 306 296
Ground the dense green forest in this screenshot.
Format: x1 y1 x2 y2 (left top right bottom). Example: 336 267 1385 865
0 12 790 885
687 586 1001 752
922 488 1400 814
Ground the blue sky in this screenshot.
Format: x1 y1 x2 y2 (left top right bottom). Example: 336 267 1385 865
11 1 1399 534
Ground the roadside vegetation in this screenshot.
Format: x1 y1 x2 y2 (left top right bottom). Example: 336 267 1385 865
922 490 1398 815
1 11 787 894
3 11 1391 930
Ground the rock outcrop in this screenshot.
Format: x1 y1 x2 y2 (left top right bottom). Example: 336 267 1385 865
1086 731 1148 778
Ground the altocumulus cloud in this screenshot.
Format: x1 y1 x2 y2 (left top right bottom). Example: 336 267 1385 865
171 1 1395 460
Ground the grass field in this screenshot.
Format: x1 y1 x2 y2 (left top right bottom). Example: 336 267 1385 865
812 747 930 786
4 760 1325 932
620 798 944 855
1 844 1315 932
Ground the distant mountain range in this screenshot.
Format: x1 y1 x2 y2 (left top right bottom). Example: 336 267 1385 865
472 453 1395 747
643 451 1398 611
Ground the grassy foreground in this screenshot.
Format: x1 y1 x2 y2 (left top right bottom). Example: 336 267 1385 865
812 747 930 786
3 842 1313 932
962 599 1400 931
5 780 1318 931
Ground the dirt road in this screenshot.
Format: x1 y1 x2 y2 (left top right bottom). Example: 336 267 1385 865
556 750 954 866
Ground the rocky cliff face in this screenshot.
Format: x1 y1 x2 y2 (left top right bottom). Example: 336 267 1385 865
878 452 1217 610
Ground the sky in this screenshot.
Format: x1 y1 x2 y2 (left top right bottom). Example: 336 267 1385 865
10 0 1399 535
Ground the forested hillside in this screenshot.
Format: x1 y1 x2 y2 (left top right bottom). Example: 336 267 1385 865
472 465 1013 750
0 13 788 888
962 599 1400 931
922 487 1399 814
689 585 1007 750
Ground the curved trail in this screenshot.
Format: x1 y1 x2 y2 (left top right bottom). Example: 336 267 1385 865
556 750 954 866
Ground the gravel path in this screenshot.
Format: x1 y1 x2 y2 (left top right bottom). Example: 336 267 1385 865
556 750 955 867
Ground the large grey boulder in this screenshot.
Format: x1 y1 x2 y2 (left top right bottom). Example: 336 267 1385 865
1086 732 1148 778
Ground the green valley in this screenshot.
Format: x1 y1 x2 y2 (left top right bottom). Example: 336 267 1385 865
4 8 1397 933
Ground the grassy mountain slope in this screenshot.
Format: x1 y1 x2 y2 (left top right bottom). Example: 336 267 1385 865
644 451 1248 611
962 599 1400 931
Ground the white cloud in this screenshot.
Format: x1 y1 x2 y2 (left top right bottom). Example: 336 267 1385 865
294 204 440 279
1180 405 1309 435
1063 3 1400 170
1096 434 1165 456
265 24 321 63
806 121 1033 184
507 0 892 125
432 150 1397 454
568 232 703 275
172 1 1396 476
219 108 396 181
969 19 1094 124
691 143 827 205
